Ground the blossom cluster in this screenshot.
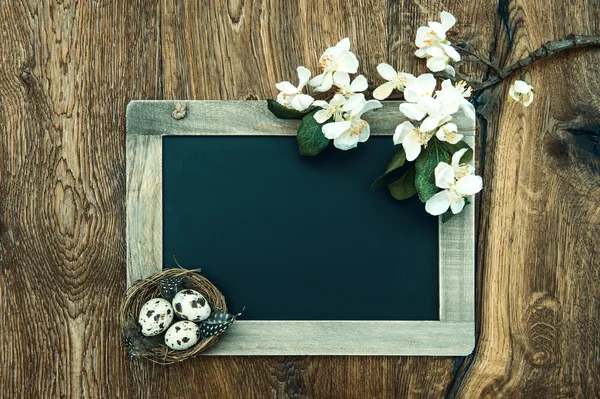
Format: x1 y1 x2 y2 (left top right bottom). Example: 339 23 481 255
376 71 482 215
275 38 382 150
270 11 492 218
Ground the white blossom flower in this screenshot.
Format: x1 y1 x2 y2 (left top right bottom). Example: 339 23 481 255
393 120 435 161
437 80 475 120
451 148 474 178
400 75 462 132
403 73 437 103
276 66 315 111
373 63 415 100
435 122 462 144
425 159 482 216
414 11 461 76
334 73 368 97
309 38 359 92
312 94 347 123
322 95 382 150
509 80 534 106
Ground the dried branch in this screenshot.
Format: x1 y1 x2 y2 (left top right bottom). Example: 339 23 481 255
472 34 600 92
453 45 502 75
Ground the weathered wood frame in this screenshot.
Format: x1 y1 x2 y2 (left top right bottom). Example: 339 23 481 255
126 100 476 356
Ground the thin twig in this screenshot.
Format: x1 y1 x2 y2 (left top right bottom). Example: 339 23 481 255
472 34 600 92
453 44 502 75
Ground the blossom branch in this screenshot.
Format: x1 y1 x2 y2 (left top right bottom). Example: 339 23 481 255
452 44 502 75
471 34 600 92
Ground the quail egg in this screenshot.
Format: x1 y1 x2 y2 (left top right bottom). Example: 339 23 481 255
138 298 174 337
172 289 212 322
164 320 200 350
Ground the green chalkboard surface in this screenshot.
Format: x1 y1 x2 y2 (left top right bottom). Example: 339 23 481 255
163 136 439 321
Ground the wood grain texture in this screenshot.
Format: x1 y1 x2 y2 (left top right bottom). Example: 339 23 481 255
126 100 476 355
1 0 599 398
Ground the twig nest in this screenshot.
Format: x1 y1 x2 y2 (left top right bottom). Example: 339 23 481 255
121 268 230 364
138 298 174 336
164 321 200 350
172 289 212 322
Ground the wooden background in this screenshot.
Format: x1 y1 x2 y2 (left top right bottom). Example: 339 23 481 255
1 0 599 397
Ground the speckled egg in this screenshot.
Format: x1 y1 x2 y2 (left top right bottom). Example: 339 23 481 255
172 289 212 322
138 298 174 337
164 321 200 350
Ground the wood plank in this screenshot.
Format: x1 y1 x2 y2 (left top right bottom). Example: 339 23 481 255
452 1 600 397
126 134 163 286
0 1 161 397
439 135 476 323
206 321 474 356
2 0 599 397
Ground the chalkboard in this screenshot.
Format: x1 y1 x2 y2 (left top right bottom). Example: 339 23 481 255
162 136 439 321
126 100 476 355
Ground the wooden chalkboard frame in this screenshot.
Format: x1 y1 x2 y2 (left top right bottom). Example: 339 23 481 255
126 100 476 356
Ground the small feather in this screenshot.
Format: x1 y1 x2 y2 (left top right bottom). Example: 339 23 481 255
199 310 242 340
158 276 190 301
122 320 163 358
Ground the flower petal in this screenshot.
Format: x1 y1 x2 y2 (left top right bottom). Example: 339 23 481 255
514 80 531 93
404 73 436 102
333 71 350 87
343 93 366 112
440 11 456 31
428 22 446 40
296 66 311 88
330 93 347 106
290 94 314 111
314 109 332 123
420 116 441 132
415 48 427 58
450 198 466 214
425 190 452 215
322 121 351 139
393 121 414 145
451 148 468 167
333 132 359 150
358 122 370 143
276 81 298 94
315 72 334 92
426 56 449 72
350 75 368 92
373 81 396 100
415 26 431 48
399 103 427 121
336 51 359 74
461 100 476 120
441 43 461 61
377 63 397 81
434 162 455 189
309 73 324 88
356 99 382 116
523 91 534 107
403 132 422 161
454 175 483 196
335 37 351 52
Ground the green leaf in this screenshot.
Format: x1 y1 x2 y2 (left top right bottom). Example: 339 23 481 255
371 147 407 189
441 198 471 223
440 140 473 164
267 99 308 119
387 167 417 200
297 110 329 156
441 209 455 223
415 138 450 202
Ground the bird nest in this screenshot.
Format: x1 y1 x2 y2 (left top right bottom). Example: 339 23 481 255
120 268 227 365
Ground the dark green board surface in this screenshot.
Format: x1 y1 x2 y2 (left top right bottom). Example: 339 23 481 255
163 136 439 320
